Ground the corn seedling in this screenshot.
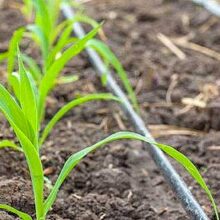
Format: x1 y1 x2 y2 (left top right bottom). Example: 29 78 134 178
6 1 100 79
23 0 100 70
1 0 138 114
0 53 218 219
0 1 218 219
5 2 110 121
12 0 139 112
0 49 122 219
6 23 101 122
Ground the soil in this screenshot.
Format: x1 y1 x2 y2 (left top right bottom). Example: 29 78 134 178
0 0 220 219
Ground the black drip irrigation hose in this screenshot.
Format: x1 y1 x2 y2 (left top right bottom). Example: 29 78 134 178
192 0 220 17
61 4 209 220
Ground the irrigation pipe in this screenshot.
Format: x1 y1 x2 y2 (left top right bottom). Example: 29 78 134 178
61 4 209 220
192 0 220 17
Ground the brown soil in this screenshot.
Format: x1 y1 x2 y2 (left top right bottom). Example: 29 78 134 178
0 0 220 219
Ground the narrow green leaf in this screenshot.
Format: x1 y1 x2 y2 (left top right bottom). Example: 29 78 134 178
38 24 101 120
0 84 44 219
87 39 139 112
50 19 71 45
7 27 25 78
47 0 61 30
10 72 21 102
0 140 22 152
44 131 218 219
32 0 52 40
0 204 32 220
11 124 44 220
101 61 110 86
46 14 101 68
0 84 34 143
18 49 39 148
21 54 42 82
27 25 49 63
57 75 79 84
73 14 100 28
40 93 120 145
156 142 219 220
50 14 99 46
46 21 77 68
63 37 78 46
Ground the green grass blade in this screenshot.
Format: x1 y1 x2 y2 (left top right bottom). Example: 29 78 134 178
18 49 39 146
63 37 78 45
46 36 78 68
21 54 42 82
32 0 52 39
50 13 99 47
87 39 139 112
0 84 44 218
0 140 22 152
7 27 25 78
40 93 120 145
47 0 61 29
38 25 101 120
44 131 218 219
46 22 76 68
73 14 100 28
10 72 21 102
0 84 34 143
47 15 100 68
50 19 71 45
156 142 219 220
10 123 44 220
27 24 49 63
57 75 79 84
0 204 32 220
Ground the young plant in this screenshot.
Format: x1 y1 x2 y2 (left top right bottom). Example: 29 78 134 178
23 0 100 71
0 51 218 220
5 2 109 121
6 0 100 80
0 2 218 218
0 50 119 219
22 0 138 110
3 0 138 113
6 23 101 123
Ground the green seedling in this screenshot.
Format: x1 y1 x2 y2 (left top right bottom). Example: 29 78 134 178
24 0 101 70
4 2 106 122
0 56 218 218
5 0 139 114
0 1 217 219
7 24 100 123
0 50 124 219
22 0 139 111
0 140 22 152
6 1 101 81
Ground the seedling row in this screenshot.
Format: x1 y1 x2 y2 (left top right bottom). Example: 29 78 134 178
0 0 218 219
